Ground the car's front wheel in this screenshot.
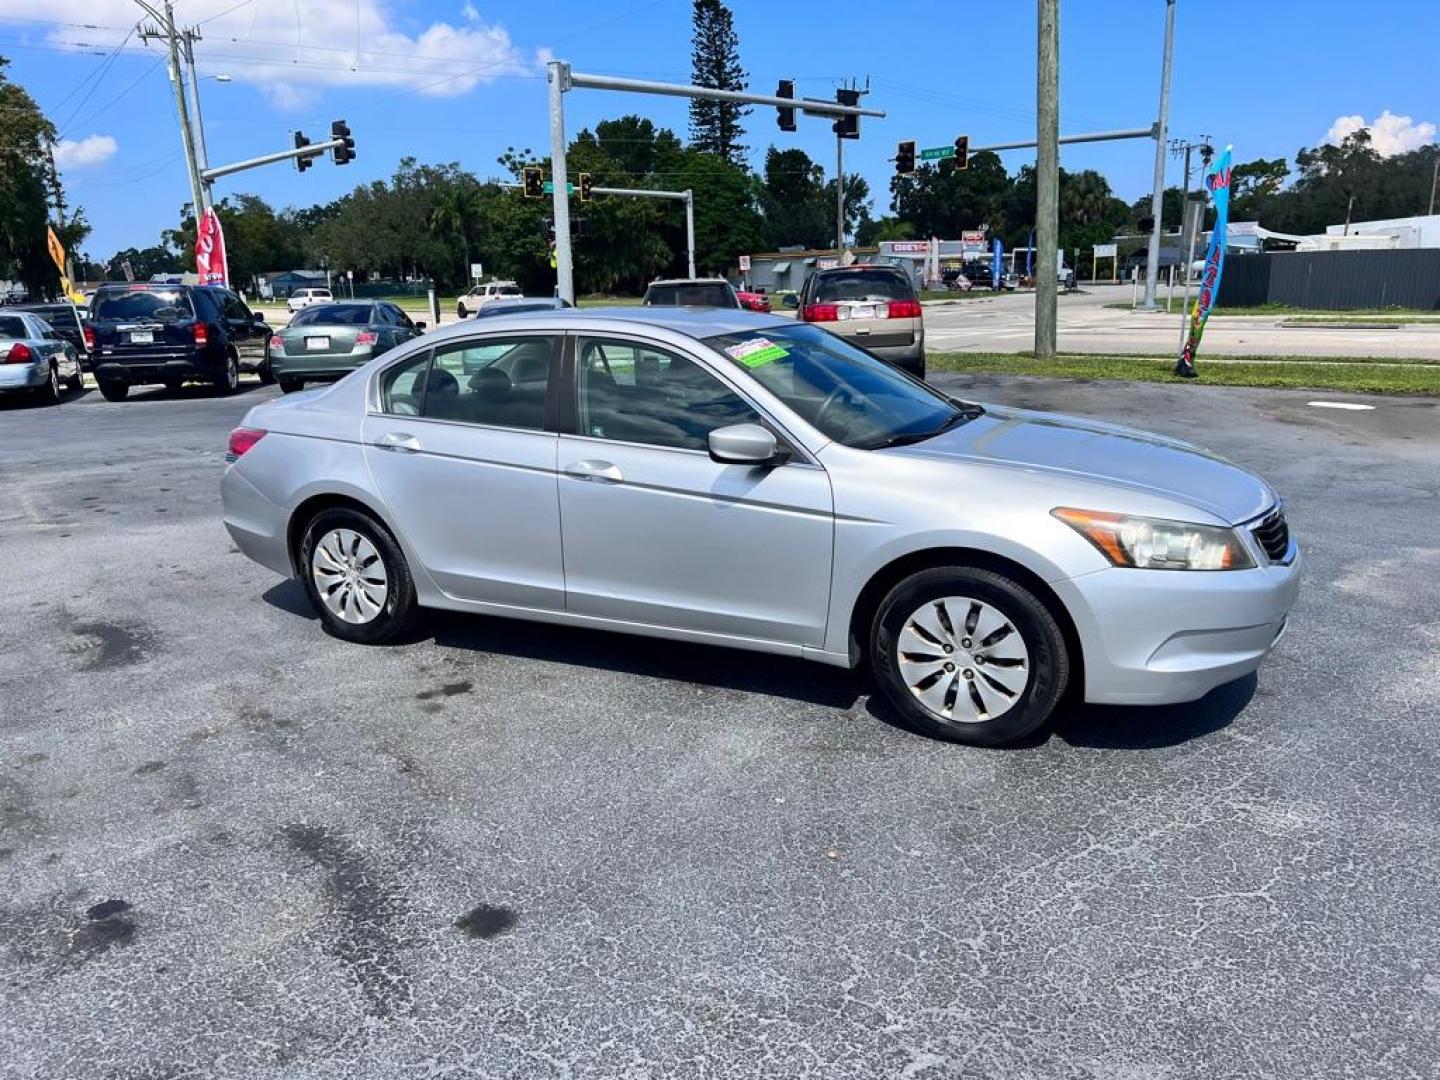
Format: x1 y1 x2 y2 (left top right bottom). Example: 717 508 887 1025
870 566 1069 746
298 507 418 644
278 377 304 394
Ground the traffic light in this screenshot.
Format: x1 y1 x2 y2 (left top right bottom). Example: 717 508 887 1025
954 134 969 170
293 131 312 172
833 87 860 139
776 79 796 132
331 119 355 165
896 140 916 176
577 172 593 202
522 166 544 198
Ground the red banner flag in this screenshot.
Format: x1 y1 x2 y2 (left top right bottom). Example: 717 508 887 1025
195 207 228 287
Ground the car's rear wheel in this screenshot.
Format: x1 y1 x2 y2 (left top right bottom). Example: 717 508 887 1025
870 566 1069 746
279 377 304 393
98 378 128 402
36 363 60 405
213 351 239 396
162 376 184 393
298 507 417 644
456 304 468 318
256 361 276 386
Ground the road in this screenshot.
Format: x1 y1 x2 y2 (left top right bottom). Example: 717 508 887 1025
921 284 1440 359
1 376 1437 1078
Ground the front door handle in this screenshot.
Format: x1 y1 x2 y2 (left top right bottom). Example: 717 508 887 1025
564 459 623 483
377 432 422 453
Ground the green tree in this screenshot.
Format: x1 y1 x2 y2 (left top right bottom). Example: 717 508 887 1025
759 147 830 249
891 150 1011 239
429 180 485 285
0 56 64 296
688 0 748 166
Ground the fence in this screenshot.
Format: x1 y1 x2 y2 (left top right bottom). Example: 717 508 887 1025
1218 250 1440 310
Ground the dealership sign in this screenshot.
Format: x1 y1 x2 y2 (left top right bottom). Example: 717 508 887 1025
889 241 929 254
961 229 987 253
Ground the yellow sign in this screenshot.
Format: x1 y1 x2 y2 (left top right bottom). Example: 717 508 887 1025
47 224 83 301
548 246 557 269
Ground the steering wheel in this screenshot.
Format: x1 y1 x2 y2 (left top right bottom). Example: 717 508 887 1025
814 384 857 431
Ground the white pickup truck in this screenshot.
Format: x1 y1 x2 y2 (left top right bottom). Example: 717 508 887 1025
456 281 522 318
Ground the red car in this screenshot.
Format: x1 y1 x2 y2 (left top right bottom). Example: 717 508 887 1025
736 290 772 313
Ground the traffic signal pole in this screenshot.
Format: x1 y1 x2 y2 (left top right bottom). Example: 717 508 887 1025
544 61 883 303
1141 0 1177 311
200 138 346 182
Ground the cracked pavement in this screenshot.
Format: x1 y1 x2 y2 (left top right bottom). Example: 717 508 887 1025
1 376 1437 1078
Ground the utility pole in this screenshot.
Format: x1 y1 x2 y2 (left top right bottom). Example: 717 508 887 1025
1035 0 1059 358
836 129 845 260
178 27 212 211
547 61 575 304
135 1 205 227
1141 0 1176 311
44 141 78 287
1429 156 1439 216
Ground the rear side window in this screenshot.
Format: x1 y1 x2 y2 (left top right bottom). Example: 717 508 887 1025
644 283 734 307
380 351 431 415
813 270 913 303
93 289 194 321
293 304 373 326
0 316 27 337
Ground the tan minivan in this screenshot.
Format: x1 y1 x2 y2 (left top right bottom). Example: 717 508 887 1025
789 264 925 378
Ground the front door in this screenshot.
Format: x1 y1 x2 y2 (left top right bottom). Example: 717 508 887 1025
361 334 565 609
558 334 834 646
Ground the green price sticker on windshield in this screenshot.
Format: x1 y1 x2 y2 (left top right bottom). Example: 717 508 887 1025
726 338 788 368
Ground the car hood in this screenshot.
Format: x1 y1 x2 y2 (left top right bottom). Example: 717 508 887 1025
889 404 1275 524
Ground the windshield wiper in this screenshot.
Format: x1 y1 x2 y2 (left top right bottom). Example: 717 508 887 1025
862 403 985 450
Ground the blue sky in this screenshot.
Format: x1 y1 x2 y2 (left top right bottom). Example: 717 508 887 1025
3 0 1437 261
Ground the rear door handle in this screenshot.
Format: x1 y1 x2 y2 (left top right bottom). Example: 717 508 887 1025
564 459 623 483
376 432 422 453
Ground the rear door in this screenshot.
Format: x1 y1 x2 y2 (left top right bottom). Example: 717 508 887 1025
361 333 565 609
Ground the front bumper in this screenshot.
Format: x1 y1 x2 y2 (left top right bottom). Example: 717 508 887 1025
1052 549 1302 706
0 362 46 392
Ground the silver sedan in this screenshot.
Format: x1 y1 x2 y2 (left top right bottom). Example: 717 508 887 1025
0 311 84 405
221 308 1299 746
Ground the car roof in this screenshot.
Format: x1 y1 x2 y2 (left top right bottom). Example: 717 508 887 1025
424 305 788 342
646 278 731 287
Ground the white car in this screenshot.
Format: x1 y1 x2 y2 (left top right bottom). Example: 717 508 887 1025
287 288 334 312
456 281 521 318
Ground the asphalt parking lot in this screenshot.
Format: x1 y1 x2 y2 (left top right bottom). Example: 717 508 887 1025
2 375 1438 1078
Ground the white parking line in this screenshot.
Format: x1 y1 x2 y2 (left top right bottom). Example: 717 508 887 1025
1308 401 1377 411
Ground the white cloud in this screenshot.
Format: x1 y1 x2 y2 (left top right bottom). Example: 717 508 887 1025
1324 110 1437 156
0 0 544 105
53 134 118 168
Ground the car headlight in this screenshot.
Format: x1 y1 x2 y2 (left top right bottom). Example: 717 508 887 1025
1052 507 1255 571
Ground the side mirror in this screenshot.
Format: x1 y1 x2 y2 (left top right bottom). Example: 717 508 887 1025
413 321 427 330
780 293 799 310
252 311 268 324
708 423 784 466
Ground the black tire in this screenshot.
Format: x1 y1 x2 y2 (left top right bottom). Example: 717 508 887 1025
65 369 84 392
456 304 468 319
213 350 239 396
36 363 60 405
257 361 276 386
162 377 184 393
298 507 418 645
98 379 129 402
870 566 1069 747
279 377 304 394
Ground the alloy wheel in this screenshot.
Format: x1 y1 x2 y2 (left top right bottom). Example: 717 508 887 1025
895 595 1030 724
310 528 389 624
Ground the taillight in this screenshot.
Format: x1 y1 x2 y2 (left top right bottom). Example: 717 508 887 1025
193 322 209 347
226 428 266 461
2 342 32 364
355 331 378 346
269 335 284 351
888 300 923 319
802 304 839 321
83 325 96 351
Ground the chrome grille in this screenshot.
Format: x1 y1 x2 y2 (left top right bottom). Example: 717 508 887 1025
1251 507 1291 563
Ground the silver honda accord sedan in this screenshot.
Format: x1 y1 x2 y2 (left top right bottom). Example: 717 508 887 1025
221 307 1299 746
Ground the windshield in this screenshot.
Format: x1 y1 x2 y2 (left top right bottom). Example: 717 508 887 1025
645 283 734 307
93 289 193 321
292 304 372 326
705 323 976 449
813 269 913 303
0 316 27 338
